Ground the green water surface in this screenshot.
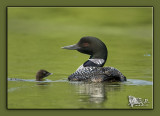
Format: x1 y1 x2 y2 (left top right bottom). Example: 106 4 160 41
8 7 153 109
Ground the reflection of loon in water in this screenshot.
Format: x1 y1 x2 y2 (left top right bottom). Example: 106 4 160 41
71 82 122 104
70 79 152 104
62 36 126 82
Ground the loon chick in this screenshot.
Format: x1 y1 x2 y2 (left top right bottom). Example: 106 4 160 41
62 36 126 82
36 69 53 81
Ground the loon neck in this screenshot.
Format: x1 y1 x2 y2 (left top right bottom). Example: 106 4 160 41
89 51 107 62
84 51 107 67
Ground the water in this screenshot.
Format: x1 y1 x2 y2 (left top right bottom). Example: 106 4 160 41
8 78 153 109
8 7 153 109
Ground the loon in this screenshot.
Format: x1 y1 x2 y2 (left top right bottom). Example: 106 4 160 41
36 69 53 81
62 36 126 82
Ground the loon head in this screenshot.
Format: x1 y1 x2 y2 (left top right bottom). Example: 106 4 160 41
36 69 53 81
62 36 108 66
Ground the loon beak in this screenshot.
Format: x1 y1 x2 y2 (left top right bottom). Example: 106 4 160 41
61 44 80 50
49 73 53 75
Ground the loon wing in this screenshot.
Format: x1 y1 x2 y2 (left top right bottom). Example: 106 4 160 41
102 67 126 82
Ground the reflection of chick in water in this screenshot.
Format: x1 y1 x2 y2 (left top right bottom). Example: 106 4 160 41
72 82 122 104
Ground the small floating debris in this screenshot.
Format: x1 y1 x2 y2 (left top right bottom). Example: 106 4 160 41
144 54 151 56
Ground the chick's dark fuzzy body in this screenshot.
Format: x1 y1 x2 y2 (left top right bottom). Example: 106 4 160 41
36 69 52 81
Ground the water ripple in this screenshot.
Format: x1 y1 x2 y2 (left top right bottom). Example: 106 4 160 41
124 79 153 85
8 78 152 85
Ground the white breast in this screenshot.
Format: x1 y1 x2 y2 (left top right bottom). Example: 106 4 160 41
88 59 105 65
76 59 104 71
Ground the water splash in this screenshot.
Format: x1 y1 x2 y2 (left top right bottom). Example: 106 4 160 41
124 79 152 86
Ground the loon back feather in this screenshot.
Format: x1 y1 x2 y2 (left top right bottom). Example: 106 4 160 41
68 66 126 82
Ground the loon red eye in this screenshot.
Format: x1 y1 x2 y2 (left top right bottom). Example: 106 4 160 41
43 72 46 74
83 43 89 47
